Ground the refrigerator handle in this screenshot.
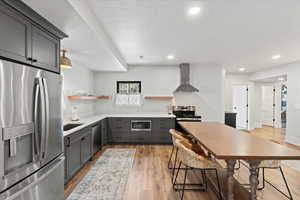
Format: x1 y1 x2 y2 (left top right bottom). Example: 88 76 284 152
41 78 50 159
37 77 47 161
33 82 41 158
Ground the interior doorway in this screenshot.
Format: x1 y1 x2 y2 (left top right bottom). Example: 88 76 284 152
261 85 275 127
281 84 287 128
232 85 248 129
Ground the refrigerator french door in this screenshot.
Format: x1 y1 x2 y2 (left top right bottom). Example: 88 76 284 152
0 59 64 200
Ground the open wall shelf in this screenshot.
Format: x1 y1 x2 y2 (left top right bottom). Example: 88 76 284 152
68 96 112 100
144 96 174 100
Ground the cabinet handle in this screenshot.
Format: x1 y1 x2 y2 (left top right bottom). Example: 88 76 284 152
81 137 85 141
27 57 33 61
32 59 38 63
67 138 71 147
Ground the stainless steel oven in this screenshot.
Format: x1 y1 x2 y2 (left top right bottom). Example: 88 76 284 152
131 120 152 131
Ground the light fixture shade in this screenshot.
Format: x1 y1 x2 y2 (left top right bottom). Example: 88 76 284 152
60 49 72 69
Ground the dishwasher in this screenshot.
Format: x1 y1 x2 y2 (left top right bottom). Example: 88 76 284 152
92 124 101 155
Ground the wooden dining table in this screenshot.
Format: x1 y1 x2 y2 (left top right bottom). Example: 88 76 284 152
179 121 300 200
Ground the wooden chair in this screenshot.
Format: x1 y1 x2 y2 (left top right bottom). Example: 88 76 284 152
173 139 223 200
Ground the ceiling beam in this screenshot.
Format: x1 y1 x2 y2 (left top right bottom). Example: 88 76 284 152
67 0 128 71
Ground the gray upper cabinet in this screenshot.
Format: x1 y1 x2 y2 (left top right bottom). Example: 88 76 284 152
0 2 31 64
0 1 67 73
31 26 60 72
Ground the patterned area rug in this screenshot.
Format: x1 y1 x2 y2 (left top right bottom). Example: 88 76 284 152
67 149 136 200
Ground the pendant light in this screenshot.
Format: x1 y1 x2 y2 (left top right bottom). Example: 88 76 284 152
60 49 72 69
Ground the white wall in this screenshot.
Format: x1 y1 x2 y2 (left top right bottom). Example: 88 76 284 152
251 61 300 146
224 74 251 111
94 64 225 122
225 74 284 130
174 64 225 122
62 62 96 120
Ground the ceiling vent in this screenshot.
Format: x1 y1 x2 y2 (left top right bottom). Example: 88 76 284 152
174 63 199 93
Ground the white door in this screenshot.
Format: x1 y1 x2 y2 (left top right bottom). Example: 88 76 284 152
232 85 248 129
262 86 275 126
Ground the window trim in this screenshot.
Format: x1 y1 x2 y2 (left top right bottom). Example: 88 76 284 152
116 81 141 94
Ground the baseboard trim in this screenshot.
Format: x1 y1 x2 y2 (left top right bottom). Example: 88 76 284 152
283 160 300 172
285 135 300 146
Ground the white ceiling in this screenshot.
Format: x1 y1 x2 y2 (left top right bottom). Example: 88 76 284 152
256 75 287 83
22 0 126 71
23 0 300 73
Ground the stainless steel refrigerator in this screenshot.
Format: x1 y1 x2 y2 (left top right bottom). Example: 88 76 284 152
0 59 64 200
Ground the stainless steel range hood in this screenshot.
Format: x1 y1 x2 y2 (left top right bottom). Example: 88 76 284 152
174 63 199 93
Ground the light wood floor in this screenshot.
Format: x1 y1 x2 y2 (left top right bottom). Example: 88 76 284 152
64 126 300 200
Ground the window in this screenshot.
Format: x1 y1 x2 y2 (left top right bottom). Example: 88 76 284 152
117 81 141 94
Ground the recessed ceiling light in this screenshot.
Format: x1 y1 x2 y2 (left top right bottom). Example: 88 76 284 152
278 77 285 81
188 7 201 16
272 54 281 60
239 67 246 72
167 54 175 60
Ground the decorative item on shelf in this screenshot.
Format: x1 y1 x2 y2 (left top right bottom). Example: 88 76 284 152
144 96 174 100
71 106 79 121
60 49 72 69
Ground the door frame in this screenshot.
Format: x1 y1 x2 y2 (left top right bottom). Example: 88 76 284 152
232 84 249 130
261 85 276 128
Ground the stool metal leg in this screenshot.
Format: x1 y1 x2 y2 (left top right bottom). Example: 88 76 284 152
168 146 175 169
279 167 293 200
235 160 241 170
171 148 179 182
215 169 223 200
173 161 182 190
201 170 208 191
180 167 188 200
258 167 293 200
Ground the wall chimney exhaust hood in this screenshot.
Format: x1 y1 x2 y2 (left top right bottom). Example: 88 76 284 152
174 63 199 93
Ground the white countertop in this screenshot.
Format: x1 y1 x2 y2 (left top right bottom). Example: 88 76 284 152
63 113 175 137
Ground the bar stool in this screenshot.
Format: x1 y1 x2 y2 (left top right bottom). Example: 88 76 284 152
239 139 293 200
257 160 293 200
168 129 192 182
173 139 223 200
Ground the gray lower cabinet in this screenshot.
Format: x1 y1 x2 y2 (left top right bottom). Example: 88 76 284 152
107 117 174 144
108 118 130 143
91 123 101 155
80 129 92 164
101 119 108 146
64 127 92 182
151 118 175 144
65 134 81 182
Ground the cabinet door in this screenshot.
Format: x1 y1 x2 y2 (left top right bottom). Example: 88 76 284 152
152 118 174 144
80 131 92 164
92 124 101 155
0 2 31 64
31 26 60 72
101 119 108 146
66 137 81 179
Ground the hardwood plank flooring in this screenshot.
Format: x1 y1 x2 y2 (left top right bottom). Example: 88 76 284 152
64 126 300 200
